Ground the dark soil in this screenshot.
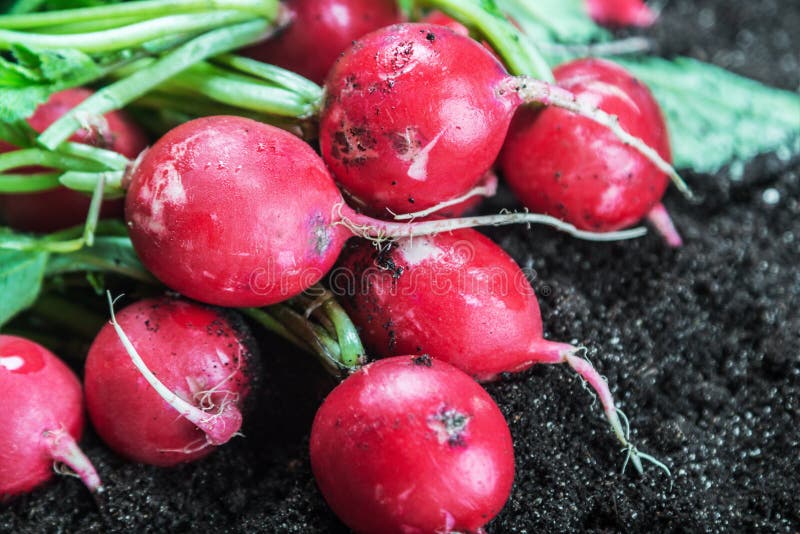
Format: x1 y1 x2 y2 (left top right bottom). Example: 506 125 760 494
3 0 799 532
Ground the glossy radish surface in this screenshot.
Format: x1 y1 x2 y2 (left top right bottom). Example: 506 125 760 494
320 23 515 217
310 355 514 534
335 229 665 472
242 0 401 84
586 0 657 27
500 58 679 241
0 335 101 500
0 87 148 232
125 115 636 307
84 297 257 466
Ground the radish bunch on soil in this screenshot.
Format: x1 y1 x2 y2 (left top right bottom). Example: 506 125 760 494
500 58 683 246
125 115 643 308
84 296 258 466
0 335 101 500
0 88 147 233
311 355 515 534
319 22 683 218
334 229 668 473
242 0 402 84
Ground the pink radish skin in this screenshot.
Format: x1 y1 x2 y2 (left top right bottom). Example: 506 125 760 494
241 0 402 85
586 0 657 28
125 116 642 308
0 335 101 500
319 23 682 218
335 229 668 473
311 355 514 534
0 88 148 233
500 58 682 245
84 297 257 466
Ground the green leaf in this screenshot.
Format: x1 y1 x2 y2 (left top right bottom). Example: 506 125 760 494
0 247 48 328
0 45 103 122
615 57 800 174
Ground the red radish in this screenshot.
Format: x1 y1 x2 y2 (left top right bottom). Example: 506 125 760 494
586 0 657 27
84 296 257 466
420 10 470 36
334 229 669 473
500 58 683 246
320 23 684 218
241 0 402 84
125 116 642 308
0 335 101 500
311 355 514 534
0 87 148 233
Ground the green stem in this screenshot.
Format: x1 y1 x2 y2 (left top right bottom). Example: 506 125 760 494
321 299 365 367
58 142 131 172
0 11 257 52
34 16 145 35
0 0 278 29
7 0 47 15
420 0 554 81
38 18 272 150
165 61 316 118
0 172 61 193
59 171 125 196
214 54 324 104
0 148 106 173
0 121 36 148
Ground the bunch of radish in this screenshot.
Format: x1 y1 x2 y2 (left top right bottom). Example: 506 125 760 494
0 0 685 530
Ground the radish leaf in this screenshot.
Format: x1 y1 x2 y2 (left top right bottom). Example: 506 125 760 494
0 247 48 328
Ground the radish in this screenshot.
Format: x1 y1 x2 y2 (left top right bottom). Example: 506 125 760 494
0 335 101 500
83 296 258 466
125 115 644 308
310 355 514 534
499 58 683 246
319 22 685 218
241 0 402 84
0 87 148 233
586 0 657 28
334 229 669 474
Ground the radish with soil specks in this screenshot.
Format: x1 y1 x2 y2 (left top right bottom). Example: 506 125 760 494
500 58 682 245
0 335 101 500
311 355 514 534
320 23 686 218
84 296 258 466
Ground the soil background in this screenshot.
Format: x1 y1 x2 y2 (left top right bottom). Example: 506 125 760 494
2 0 799 532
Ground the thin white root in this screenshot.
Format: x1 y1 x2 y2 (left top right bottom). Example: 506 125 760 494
507 76 694 200
389 175 498 221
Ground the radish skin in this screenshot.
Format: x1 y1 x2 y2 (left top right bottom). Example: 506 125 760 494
0 335 102 499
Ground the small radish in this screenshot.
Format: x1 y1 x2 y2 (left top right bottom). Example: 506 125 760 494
0 335 102 500
500 58 683 246
586 0 657 28
319 23 684 218
0 87 148 233
125 115 643 308
334 229 669 473
310 355 514 534
84 296 258 466
241 0 402 84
